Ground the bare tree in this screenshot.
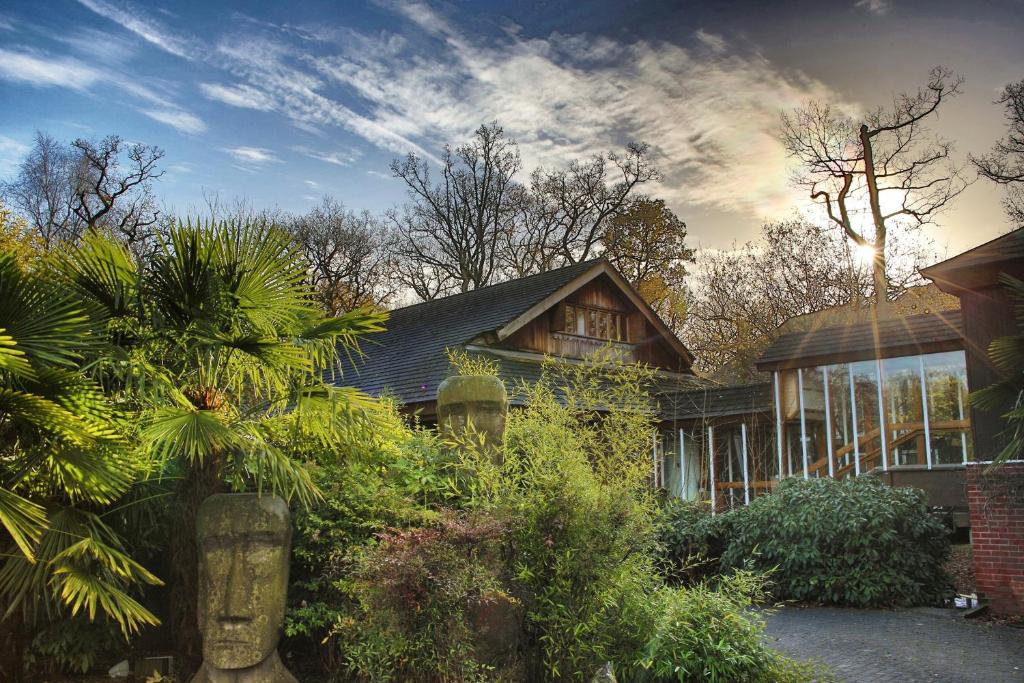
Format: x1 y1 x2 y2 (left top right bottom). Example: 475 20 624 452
781 67 969 307
972 79 1024 224
389 123 523 298
683 219 937 381
601 196 694 327
288 197 397 314
506 143 660 275
70 135 164 248
1 131 83 247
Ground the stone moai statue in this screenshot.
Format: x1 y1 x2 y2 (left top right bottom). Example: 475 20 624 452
437 375 508 461
192 494 298 683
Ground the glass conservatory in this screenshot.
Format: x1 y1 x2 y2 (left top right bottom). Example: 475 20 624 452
656 310 971 512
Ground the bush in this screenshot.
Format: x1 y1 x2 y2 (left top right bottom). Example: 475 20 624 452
720 477 951 607
657 498 731 584
333 512 512 683
623 572 822 683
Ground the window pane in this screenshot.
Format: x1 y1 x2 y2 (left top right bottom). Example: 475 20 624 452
882 356 924 466
828 363 856 474
923 350 971 464
800 367 827 476
850 360 881 469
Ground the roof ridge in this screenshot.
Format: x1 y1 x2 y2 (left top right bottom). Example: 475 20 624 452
387 258 606 314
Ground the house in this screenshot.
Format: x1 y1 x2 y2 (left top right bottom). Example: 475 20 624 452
337 258 703 422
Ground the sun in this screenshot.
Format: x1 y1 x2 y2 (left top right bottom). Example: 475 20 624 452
854 243 877 267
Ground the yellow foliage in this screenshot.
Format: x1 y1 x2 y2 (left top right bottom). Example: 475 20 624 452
0 200 42 267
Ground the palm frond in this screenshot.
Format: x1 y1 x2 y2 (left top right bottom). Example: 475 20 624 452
58 230 140 320
0 488 47 561
0 252 93 368
141 406 240 464
0 330 32 378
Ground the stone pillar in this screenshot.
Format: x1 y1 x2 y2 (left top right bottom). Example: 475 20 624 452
437 375 508 461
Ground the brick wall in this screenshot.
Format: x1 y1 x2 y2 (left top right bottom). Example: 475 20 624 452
966 463 1024 615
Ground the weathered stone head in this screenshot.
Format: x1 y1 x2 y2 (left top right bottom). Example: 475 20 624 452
437 375 508 458
192 493 297 683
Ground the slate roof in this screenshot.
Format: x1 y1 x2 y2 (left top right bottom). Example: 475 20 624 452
334 259 603 405
756 309 964 370
921 227 1024 292
657 382 773 421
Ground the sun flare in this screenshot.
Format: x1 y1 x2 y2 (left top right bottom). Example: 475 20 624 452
854 243 877 266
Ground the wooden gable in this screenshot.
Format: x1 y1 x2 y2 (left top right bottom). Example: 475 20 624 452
496 267 692 373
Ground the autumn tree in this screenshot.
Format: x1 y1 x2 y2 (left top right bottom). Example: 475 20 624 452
781 67 969 308
601 196 693 327
389 123 523 298
972 79 1024 224
288 197 398 314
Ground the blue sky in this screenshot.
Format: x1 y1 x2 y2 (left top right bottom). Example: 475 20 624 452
0 0 1022 252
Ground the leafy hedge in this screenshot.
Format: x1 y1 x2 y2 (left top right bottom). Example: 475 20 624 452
662 477 952 607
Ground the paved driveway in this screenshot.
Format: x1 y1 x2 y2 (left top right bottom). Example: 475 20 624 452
764 606 1024 682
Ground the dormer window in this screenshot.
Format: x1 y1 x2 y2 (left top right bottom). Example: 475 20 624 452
565 303 624 341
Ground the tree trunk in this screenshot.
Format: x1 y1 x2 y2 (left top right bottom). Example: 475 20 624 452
169 454 224 680
859 124 890 311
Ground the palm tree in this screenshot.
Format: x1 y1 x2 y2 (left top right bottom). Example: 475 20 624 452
60 220 387 675
0 251 161 676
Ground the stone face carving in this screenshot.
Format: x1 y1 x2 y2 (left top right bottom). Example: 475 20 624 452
437 375 508 460
191 494 298 683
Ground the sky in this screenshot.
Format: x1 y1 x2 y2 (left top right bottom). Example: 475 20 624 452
0 0 1021 255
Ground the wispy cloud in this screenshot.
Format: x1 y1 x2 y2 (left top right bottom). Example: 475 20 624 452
199 82 274 111
221 146 279 165
143 109 207 134
303 179 320 188
292 145 361 167
75 0 197 59
855 0 890 15
0 48 100 90
0 135 29 177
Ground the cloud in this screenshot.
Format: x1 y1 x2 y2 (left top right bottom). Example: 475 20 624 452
76 0 197 59
199 82 274 111
66 2 851 220
0 48 100 90
307 11 846 217
303 179 320 188
221 146 279 164
0 135 29 177
143 109 207 134
292 145 361 167
854 0 889 15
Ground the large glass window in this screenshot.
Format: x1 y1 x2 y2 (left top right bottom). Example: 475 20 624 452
772 351 970 486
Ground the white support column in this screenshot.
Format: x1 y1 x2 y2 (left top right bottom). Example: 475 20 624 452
876 359 888 471
773 371 785 480
918 356 933 470
679 428 686 499
708 425 716 515
957 382 968 464
823 365 835 478
848 364 861 476
652 431 659 487
741 422 750 505
798 368 809 479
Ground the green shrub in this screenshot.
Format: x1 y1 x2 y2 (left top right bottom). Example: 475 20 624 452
721 477 951 607
657 498 731 584
623 572 822 683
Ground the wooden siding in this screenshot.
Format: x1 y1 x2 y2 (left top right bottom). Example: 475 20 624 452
501 274 688 371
